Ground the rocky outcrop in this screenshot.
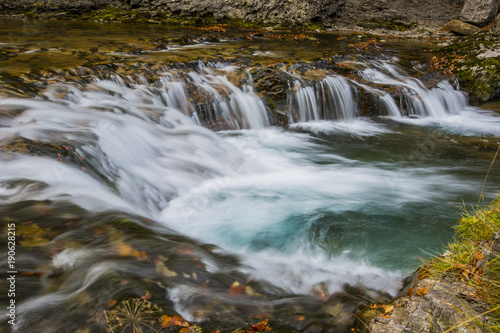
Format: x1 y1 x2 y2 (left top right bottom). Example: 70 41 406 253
0 0 462 31
368 276 489 333
460 0 498 27
446 19 482 35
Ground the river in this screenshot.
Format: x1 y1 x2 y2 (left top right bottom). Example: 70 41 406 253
0 17 499 333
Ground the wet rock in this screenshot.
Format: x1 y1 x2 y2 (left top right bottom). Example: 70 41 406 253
445 19 482 35
460 0 498 27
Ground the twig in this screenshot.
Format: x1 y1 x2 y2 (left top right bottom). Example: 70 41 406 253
479 144 500 205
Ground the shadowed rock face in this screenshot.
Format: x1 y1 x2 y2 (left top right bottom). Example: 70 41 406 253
0 0 462 29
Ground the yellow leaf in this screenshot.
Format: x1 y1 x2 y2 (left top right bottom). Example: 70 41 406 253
380 305 394 314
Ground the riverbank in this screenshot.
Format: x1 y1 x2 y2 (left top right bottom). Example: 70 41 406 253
363 197 500 332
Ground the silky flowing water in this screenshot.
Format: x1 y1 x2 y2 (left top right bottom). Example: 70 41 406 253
0 17 499 332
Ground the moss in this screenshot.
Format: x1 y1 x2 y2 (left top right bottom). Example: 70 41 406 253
434 32 500 103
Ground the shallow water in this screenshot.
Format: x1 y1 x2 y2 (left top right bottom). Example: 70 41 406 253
0 17 499 333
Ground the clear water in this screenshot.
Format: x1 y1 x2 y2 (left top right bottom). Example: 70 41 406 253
0 17 499 333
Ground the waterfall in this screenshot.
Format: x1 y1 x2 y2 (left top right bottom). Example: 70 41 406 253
317 75 359 120
41 59 470 130
359 62 467 118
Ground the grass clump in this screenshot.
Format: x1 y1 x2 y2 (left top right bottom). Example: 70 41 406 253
427 198 500 330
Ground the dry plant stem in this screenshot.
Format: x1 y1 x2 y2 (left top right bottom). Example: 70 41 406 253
442 305 500 333
479 144 500 204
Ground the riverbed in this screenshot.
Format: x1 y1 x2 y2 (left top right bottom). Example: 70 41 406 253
0 17 499 333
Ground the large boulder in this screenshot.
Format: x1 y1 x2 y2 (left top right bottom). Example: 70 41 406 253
446 19 482 35
460 0 498 27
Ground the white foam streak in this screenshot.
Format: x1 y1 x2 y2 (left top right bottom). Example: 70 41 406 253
290 119 393 137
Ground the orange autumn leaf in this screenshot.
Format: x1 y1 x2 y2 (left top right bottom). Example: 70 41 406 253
160 315 190 328
246 319 271 332
370 304 378 309
117 243 132 256
406 288 414 296
108 299 117 307
416 288 429 296
297 315 305 321
141 292 151 300
474 252 484 261
132 250 148 261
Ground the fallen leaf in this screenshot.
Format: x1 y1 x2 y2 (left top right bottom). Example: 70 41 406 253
132 250 148 261
141 292 151 300
108 299 117 307
474 252 484 261
245 318 271 332
370 304 378 309
406 288 414 296
160 315 190 328
297 315 305 321
117 243 132 256
380 305 394 314
416 288 429 296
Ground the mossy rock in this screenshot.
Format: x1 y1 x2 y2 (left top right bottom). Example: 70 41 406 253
435 32 500 103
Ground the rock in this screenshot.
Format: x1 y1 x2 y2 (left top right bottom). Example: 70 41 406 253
460 0 498 27
493 13 500 32
368 277 490 333
0 0 463 32
445 19 482 35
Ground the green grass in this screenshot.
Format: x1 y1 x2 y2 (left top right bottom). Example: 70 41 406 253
427 198 500 331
